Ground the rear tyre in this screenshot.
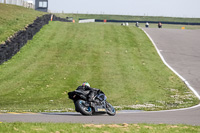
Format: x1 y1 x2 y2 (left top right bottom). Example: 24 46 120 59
106 102 116 116
75 100 92 116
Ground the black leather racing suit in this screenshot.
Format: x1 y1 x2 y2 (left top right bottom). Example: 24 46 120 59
76 85 99 102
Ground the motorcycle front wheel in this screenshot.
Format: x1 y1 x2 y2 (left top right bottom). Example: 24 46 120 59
75 100 93 116
106 102 116 116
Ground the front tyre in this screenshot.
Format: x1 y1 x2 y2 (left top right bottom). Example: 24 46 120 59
75 100 92 116
106 102 116 116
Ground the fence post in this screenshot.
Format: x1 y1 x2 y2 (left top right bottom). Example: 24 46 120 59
1 0 35 9
22 0 25 7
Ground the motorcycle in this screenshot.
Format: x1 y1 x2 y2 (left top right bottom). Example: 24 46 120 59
68 89 116 116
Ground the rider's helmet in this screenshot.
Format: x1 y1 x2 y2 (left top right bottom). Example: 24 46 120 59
82 82 90 87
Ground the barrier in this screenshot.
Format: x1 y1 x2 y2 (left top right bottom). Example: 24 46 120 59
0 0 35 9
52 15 72 22
79 19 95 23
93 19 200 25
0 14 72 65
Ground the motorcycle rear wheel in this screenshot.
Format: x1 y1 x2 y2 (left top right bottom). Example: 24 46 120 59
75 100 93 116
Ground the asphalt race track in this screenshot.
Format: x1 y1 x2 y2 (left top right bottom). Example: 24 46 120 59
144 28 200 98
1 28 200 125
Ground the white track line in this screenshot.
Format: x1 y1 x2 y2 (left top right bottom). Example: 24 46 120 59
117 103 200 114
116 28 200 114
141 28 200 100
118 28 200 114
2 28 199 115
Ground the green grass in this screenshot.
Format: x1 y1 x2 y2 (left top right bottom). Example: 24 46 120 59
0 21 199 112
0 3 46 43
0 122 200 133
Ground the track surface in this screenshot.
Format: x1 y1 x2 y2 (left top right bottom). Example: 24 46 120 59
145 28 200 96
1 28 200 125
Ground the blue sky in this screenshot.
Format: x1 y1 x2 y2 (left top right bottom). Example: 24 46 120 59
28 0 200 18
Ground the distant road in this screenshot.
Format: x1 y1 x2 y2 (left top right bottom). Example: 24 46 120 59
144 28 200 97
1 28 200 125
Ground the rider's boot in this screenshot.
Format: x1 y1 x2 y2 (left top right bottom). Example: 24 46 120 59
88 97 96 107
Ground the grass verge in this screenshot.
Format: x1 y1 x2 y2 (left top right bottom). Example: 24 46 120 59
0 21 199 112
0 3 46 43
0 122 200 133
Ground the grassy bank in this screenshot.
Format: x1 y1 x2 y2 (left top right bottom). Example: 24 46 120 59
0 21 198 112
0 4 46 43
0 122 200 133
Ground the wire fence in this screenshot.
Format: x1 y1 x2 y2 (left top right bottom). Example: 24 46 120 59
0 0 35 9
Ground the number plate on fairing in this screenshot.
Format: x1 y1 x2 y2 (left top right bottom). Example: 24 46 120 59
97 108 106 112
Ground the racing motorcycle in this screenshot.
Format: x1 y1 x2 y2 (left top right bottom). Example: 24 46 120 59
68 89 116 116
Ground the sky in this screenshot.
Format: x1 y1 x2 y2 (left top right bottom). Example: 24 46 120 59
27 0 200 18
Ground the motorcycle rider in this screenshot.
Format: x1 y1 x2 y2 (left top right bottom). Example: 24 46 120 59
76 82 99 103
158 22 162 28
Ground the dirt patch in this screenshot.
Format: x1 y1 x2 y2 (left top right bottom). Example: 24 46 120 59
83 124 105 128
108 123 129 128
83 123 129 129
133 124 141 129
143 125 153 129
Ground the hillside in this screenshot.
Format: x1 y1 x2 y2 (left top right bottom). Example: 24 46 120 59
0 21 198 112
0 4 199 112
0 3 46 43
